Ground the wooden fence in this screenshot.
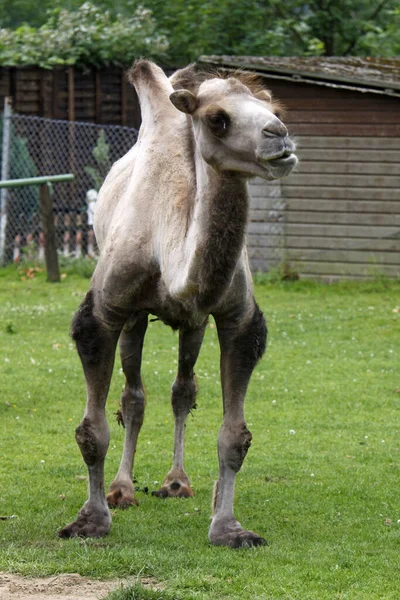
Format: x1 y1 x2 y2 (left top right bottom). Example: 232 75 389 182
0 66 142 128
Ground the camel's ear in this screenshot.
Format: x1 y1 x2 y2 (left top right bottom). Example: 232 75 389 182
169 90 199 115
254 89 272 103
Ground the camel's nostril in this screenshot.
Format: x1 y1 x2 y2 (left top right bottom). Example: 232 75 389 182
262 121 288 138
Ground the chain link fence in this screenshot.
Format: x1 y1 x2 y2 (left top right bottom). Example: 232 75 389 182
0 110 138 263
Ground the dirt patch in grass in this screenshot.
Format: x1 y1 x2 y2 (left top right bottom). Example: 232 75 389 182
0 572 161 600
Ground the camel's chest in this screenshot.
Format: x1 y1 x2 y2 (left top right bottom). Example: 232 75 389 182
143 284 209 331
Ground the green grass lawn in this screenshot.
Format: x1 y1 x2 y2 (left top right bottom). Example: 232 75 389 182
0 266 400 599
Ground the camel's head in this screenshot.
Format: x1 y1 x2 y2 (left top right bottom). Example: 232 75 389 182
169 74 297 181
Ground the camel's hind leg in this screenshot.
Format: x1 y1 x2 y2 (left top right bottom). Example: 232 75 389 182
209 301 268 548
153 324 206 498
107 312 148 508
59 291 124 538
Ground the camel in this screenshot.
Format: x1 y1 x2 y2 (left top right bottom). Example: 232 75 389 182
59 60 297 548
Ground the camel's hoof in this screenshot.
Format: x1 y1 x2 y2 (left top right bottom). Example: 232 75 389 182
107 483 138 509
58 504 111 539
209 519 267 549
152 480 194 498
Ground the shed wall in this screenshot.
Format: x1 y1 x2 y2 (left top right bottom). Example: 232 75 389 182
259 80 400 280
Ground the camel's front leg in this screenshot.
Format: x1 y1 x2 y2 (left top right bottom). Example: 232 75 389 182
209 301 267 548
107 312 148 508
153 324 206 498
59 291 123 538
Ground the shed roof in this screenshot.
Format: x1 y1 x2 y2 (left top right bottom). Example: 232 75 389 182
198 56 400 97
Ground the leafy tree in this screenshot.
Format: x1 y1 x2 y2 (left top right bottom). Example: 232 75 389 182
274 0 400 56
125 0 400 62
0 2 168 68
0 0 398 67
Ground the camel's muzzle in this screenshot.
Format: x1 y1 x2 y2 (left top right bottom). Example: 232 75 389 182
257 135 297 178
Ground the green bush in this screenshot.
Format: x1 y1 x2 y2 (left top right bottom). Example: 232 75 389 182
0 116 39 218
0 2 168 69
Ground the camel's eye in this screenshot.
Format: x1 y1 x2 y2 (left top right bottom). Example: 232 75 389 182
206 110 230 136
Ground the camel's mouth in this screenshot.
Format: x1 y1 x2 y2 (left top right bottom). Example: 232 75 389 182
269 152 297 168
258 150 298 179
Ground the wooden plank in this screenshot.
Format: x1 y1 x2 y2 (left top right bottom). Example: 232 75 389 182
282 223 400 239
68 66 75 122
269 82 399 102
284 173 400 188
250 199 285 211
289 260 400 278
285 199 400 214
16 90 41 101
295 136 400 149
297 149 400 162
249 234 400 252
250 258 280 272
250 211 284 223
286 248 400 265
121 70 127 126
289 124 400 137
286 110 400 124
246 234 283 248
76 111 96 120
273 97 400 110
248 247 281 260
73 91 98 101
95 70 101 124
12 101 40 113
297 161 399 176
286 211 400 227
15 67 41 80
249 189 281 200
282 186 400 200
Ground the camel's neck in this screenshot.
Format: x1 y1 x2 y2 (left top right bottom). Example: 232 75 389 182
175 156 249 310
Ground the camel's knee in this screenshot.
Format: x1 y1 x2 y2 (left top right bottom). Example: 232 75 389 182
171 378 197 416
120 387 145 427
232 303 267 374
71 290 108 365
75 417 109 466
218 422 252 473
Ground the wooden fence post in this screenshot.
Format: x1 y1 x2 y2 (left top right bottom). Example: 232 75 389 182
40 183 60 282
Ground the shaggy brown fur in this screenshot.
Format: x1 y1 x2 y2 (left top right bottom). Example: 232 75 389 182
169 63 285 116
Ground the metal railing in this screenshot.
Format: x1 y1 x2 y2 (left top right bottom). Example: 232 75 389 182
0 174 75 280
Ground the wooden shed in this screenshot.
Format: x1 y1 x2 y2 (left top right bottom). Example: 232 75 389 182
200 56 400 280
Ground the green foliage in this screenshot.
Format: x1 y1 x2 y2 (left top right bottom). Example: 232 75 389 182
107 583 182 600
0 116 39 217
85 130 111 192
4 319 17 333
57 254 97 278
253 261 300 286
0 2 168 68
117 0 399 63
0 0 398 67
